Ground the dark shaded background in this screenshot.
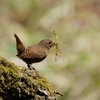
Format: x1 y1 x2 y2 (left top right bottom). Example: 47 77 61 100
0 0 100 100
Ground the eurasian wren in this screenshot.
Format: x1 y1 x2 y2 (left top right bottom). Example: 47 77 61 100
14 34 55 70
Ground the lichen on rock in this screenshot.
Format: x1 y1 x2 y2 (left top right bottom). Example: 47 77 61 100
0 56 62 100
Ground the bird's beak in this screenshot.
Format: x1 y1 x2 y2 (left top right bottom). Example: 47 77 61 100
52 41 56 46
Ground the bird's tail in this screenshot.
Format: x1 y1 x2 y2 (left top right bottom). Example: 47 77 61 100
14 34 25 56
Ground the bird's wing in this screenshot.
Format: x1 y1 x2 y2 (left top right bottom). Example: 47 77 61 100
19 46 47 59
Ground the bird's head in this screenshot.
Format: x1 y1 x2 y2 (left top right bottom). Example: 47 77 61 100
38 39 55 50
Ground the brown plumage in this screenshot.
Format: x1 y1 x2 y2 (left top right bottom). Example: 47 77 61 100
14 34 55 70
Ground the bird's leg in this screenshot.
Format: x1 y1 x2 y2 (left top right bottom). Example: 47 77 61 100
27 64 31 70
27 64 36 70
27 64 41 77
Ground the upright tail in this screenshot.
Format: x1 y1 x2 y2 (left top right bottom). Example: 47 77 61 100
14 34 25 56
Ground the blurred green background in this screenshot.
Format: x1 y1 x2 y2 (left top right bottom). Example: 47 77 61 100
0 0 100 100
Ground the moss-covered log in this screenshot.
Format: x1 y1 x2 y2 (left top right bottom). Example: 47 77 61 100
0 56 62 100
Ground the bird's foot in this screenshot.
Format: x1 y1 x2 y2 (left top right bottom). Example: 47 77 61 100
30 66 36 70
27 64 41 78
28 64 36 70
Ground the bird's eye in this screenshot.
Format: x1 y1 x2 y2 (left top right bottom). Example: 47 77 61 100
48 41 52 44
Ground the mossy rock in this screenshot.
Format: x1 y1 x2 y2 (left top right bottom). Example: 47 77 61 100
0 56 62 100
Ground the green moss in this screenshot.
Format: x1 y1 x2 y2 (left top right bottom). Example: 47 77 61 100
0 56 62 100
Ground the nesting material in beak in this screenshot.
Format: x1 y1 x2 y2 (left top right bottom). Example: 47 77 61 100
52 31 63 61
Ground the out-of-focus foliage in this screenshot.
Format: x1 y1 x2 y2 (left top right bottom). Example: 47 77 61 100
0 0 100 100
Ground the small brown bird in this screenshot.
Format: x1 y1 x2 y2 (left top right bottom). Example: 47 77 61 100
14 34 55 70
